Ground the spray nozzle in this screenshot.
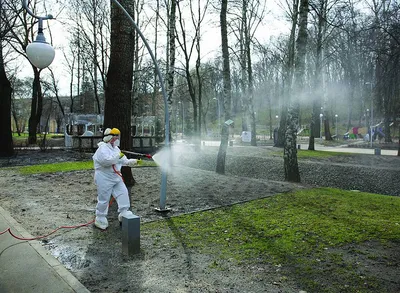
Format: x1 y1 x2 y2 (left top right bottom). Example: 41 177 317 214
121 150 153 160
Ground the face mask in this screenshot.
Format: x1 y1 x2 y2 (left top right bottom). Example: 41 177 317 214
113 139 120 147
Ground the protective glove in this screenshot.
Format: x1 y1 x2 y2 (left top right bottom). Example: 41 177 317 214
127 159 137 167
137 159 143 166
119 152 125 159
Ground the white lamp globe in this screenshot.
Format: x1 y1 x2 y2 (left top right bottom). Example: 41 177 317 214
26 41 55 69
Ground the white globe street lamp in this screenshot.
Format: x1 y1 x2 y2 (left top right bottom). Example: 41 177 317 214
22 1 55 69
26 40 55 69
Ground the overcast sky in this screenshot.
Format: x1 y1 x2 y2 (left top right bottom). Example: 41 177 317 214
17 0 289 96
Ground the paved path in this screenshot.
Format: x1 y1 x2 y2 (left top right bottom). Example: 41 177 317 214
298 144 398 156
0 206 90 293
199 140 398 156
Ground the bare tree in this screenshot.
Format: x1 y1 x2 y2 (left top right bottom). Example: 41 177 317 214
227 0 265 146
284 0 309 182
62 41 78 113
4 0 50 144
167 0 176 105
68 0 111 114
0 0 14 156
253 44 283 140
11 77 32 135
370 0 400 143
175 0 209 145
216 0 232 174
308 0 328 149
276 0 300 148
104 0 135 187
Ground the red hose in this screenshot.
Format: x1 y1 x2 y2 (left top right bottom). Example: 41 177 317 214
1 165 124 241
0 220 95 241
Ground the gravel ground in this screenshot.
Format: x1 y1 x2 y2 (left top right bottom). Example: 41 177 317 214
173 144 400 196
0 144 399 292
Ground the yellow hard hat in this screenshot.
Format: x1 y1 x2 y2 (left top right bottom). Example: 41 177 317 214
110 128 120 135
103 127 120 142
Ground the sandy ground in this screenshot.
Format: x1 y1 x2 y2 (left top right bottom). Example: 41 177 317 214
0 145 399 292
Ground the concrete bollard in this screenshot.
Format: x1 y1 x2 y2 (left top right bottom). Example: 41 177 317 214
374 148 381 155
122 213 140 255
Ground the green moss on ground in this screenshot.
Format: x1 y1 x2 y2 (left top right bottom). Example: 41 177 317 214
142 188 400 292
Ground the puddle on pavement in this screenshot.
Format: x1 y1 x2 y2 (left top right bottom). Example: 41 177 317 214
44 242 93 270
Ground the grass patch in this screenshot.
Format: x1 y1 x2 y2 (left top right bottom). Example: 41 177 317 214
142 188 400 292
270 149 352 159
18 161 94 174
297 149 352 158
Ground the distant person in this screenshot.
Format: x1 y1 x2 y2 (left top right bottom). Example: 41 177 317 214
92 127 138 230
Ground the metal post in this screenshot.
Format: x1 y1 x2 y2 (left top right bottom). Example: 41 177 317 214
182 102 184 138
335 114 338 139
213 97 221 131
320 113 323 141
370 95 374 148
218 98 221 130
22 1 53 27
365 82 373 148
176 108 178 139
122 214 140 255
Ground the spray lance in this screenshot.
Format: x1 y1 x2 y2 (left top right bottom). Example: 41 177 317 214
121 150 152 159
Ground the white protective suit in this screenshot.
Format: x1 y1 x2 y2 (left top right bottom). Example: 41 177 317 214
92 141 137 229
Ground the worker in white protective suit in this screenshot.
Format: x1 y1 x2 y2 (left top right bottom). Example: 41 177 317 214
92 127 138 230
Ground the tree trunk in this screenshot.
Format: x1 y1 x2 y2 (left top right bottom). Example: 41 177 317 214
104 0 135 187
216 0 232 174
308 0 326 149
284 0 308 183
276 0 299 148
195 0 202 139
284 105 300 182
0 45 14 157
28 68 42 145
308 102 319 150
167 0 176 104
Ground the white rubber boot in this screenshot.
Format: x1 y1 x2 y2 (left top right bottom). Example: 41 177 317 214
94 216 108 230
118 210 133 223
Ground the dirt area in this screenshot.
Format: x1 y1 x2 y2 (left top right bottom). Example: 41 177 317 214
0 145 399 292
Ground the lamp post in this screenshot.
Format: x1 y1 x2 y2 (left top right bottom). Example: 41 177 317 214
213 97 221 130
335 114 338 139
365 82 373 148
176 112 179 139
320 113 323 141
178 101 184 139
22 1 55 69
23 0 171 211
366 108 370 140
